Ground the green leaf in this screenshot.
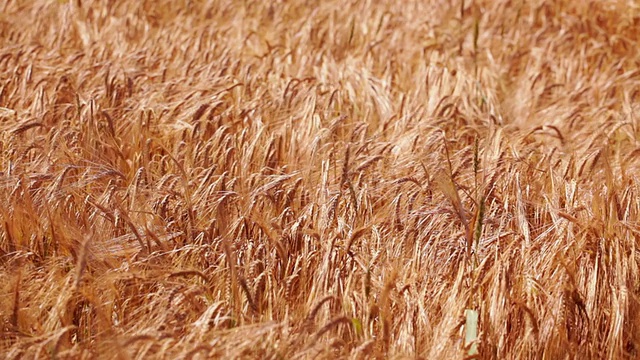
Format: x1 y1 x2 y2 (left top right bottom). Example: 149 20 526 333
351 317 363 337
465 309 479 356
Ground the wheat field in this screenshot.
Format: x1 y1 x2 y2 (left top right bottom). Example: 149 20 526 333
1 0 640 359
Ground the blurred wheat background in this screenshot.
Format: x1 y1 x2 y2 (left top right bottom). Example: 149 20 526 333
1 0 640 358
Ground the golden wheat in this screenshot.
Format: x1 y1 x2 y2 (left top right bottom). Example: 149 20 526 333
1 0 640 359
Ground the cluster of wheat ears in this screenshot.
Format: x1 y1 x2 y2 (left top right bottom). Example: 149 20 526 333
1 0 640 358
